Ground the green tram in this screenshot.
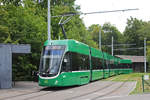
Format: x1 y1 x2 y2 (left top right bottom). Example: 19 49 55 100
39 39 133 87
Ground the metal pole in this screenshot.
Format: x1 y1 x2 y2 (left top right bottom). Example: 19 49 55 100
144 38 147 73
112 36 113 56
99 28 101 50
48 0 51 40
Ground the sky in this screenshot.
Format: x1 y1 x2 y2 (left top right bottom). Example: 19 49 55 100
75 0 150 32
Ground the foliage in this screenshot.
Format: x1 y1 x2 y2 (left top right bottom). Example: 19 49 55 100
0 0 22 6
102 23 123 54
123 17 146 55
88 23 123 54
137 22 150 71
0 0 48 80
1 0 150 80
147 41 150 72
0 0 97 80
123 17 150 71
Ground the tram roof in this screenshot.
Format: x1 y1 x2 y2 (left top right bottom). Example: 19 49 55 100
44 39 104 57
44 40 127 63
44 39 90 55
90 47 103 58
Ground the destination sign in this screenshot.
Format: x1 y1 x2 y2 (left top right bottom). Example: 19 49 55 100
45 45 66 50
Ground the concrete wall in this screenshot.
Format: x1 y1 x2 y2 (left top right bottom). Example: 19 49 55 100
0 45 12 89
11 44 31 54
0 44 30 89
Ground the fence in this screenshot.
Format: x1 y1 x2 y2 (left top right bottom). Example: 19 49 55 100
142 75 150 93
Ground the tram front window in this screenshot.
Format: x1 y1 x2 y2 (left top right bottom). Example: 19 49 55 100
39 45 65 77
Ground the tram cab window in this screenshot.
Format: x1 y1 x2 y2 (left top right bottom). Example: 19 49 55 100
62 53 71 72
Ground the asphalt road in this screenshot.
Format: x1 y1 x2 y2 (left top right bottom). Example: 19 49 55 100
0 81 142 100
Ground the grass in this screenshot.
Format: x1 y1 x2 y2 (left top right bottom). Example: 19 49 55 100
104 73 150 94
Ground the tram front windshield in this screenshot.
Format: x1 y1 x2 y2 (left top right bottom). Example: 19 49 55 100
39 45 65 77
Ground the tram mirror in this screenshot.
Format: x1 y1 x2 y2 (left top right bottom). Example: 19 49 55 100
64 58 68 62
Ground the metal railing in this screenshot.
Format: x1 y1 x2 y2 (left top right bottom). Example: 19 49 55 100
142 75 150 93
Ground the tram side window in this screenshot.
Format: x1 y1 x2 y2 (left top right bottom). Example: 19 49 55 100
103 60 109 69
92 57 103 70
62 53 71 72
99 59 103 69
128 64 131 68
108 60 113 69
109 60 114 69
120 64 123 69
112 63 115 69
92 57 96 69
115 63 118 69
114 62 117 69
100 59 103 69
71 52 90 71
121 64 129 69
82 55 90 70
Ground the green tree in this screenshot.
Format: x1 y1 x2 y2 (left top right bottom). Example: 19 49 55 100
102 23 123 54
87 24 103 49
87 23 123 54
0 0 97 80
123 17 146 55
0 0 48 80
137 22 150 71
147 41 150 72
0 0 22 6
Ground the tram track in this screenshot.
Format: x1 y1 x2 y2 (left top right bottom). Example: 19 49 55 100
13 81 116 100
65 80 129 100
0 87 57 100
22 91 55 100
91 80 128 100
19 81 126 100
0 89 41 100
1 80 130 100
0 86 78 100
65 81 116 100
22 86 83 100
1 81 116 100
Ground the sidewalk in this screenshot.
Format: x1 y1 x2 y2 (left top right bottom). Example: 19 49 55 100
0 81 44 100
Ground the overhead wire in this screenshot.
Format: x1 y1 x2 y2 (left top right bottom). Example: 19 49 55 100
51 8 139 18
